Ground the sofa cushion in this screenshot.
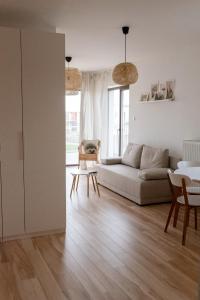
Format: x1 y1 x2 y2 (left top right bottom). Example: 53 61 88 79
138 168 169 180
140 145 169 169
122 143 143 168
101 157 122 165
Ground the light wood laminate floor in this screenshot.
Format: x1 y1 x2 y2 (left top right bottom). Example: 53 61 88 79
0 168 200 300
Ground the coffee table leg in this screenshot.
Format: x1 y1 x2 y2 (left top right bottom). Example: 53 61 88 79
73 175 77 190
94 175 100 197
91 175 96 192
87 175 89 197
70 175 76 198
76 175 80 191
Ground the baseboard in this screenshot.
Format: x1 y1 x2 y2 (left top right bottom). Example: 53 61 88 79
1 228 66 243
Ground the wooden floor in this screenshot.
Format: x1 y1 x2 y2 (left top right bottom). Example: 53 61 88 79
0 169 200 300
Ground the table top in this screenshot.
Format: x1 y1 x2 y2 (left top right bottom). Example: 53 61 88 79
71 168 97 176
174 167 200 182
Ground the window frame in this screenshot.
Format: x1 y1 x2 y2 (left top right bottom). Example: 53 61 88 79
108 85 129 156
65 92 81 167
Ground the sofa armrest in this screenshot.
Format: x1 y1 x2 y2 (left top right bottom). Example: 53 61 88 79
101 157 122 165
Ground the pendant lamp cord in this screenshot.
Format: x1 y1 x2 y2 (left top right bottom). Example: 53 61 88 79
125 34 127 63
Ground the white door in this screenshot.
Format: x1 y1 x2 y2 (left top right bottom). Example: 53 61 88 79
22 30 66 233
0 27 25 237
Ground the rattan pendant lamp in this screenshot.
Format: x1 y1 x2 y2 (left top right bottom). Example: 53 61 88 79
112 26 138 86
65 56 82 95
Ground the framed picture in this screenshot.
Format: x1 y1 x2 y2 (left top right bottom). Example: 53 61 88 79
151 83 159 100
140 93 150 102
140 80 175 102
166 80 175 100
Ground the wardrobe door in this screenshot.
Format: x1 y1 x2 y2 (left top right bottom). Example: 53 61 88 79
0 27 25 238
22 30 66 233
0 162 2 242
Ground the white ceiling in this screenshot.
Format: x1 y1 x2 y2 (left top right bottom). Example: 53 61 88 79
0 0 200 71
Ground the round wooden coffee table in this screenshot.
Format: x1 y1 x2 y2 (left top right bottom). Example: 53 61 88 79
70 169 100 198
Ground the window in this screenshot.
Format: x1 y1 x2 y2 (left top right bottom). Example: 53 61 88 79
108 86 129 157
65 92 81 165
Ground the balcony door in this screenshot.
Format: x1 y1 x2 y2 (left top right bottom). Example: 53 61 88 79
108 86 129 157
65 92 81 165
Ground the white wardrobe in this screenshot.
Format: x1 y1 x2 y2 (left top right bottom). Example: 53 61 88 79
0 27 66 241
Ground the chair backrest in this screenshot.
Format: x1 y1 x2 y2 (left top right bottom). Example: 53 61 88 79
168 172 192 187
79 140 101 154
177 160 200 169
168 172 192 206
167 169 176 197
78 140 101 168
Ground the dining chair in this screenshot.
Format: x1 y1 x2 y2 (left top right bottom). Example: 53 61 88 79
177 160 200 169
164 172 200 245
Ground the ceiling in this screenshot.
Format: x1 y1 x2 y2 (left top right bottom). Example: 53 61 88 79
0 0 200 71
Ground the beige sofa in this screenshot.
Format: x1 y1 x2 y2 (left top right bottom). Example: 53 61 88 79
97 144 178 205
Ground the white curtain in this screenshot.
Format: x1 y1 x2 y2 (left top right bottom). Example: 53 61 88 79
80 70 112 157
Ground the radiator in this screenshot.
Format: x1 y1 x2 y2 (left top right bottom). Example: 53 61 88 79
183 140 200 161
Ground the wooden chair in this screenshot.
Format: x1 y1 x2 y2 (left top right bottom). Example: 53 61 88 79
177 160 200 169
78 139 101 168
164 172 200 245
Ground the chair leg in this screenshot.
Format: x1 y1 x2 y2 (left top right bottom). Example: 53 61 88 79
164 201 176 232
194 207 198 230
182 206 189 246
173 202 180 228
91 175 96 192
187 207 190 227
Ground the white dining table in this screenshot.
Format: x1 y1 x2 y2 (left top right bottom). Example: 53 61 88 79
174 167 200 182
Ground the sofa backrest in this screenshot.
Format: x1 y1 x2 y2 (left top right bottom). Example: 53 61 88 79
122 143 180 170
140 145 169 169
122 143 143 168
169 156 181 170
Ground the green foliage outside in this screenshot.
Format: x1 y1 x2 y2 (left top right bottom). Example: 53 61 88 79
66 143 78 153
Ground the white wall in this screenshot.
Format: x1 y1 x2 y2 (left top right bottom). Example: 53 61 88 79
129 42 200 158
